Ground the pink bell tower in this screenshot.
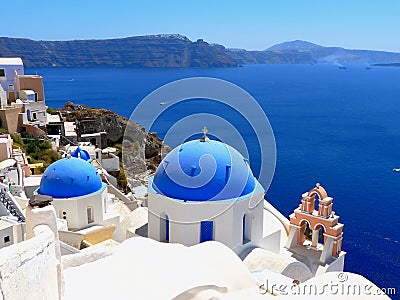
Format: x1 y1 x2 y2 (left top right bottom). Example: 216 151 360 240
285 184 344 263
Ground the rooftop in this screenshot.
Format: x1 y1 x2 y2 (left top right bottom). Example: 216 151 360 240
0 219 15 230
0 57 23 66
47 114 62 123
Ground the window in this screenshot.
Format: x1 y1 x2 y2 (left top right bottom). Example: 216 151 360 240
0 69 5 77
243 213 252 244
4 236 10 243
160 213 169 242
32 112 37 120
8 84 14 91
61 211 67 220
165 216 169 242
200 220 214 243
87 206 94 223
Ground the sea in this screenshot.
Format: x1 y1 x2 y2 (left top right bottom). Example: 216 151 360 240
27 63 400 292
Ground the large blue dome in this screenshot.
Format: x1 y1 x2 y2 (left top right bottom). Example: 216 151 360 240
38 157 103 198
152 139 256 201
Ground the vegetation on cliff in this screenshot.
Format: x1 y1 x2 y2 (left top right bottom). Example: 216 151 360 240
11 133 60 169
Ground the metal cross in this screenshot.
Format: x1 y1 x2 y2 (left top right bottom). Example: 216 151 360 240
200 126 209 142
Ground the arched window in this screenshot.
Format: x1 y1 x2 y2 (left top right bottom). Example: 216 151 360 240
87 206 94 224
160 213 169 242
243 212 253 244
200 220 214 243
165 215 169 242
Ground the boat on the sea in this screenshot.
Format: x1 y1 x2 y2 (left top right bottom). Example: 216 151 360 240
338 66 347 70
393 168 400 172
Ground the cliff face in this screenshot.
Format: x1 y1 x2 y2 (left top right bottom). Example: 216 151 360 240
2 35 400 67
59 102 165 173
0 35 237 68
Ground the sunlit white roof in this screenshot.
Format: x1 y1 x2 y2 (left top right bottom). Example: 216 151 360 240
0 158 17 169
47 114 61 123
21 89 35 95
0 57 23 65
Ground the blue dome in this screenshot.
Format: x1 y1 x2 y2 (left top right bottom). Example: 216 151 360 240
70 147 91 161
38 157 103 198
152 139 256 201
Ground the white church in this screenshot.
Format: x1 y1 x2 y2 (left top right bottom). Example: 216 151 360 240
35 156 120 230
0 129 389 299
147 134 266 255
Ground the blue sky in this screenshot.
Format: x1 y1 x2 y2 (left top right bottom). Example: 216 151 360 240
2 0 399 52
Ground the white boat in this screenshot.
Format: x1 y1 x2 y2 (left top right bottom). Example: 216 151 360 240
393 168 400 172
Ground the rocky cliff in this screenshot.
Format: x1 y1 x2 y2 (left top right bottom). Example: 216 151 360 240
0 35 237 68
58 102 165 174
2 35 400 67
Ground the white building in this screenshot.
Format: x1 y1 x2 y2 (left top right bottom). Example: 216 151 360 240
0 58 24 105
148 137 267 255
35 157 119 230
0 134 389 299
0 57 48 133
0 134 13 162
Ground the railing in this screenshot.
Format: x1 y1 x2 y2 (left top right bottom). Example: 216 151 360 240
0 185 25 222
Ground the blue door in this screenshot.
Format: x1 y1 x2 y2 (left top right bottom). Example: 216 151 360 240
200 220 213 242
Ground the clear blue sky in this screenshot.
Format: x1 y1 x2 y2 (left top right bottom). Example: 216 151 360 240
2 0 399 52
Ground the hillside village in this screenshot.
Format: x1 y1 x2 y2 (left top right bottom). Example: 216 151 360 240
0 57 163 250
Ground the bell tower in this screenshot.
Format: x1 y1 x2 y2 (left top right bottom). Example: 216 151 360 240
285 184 344 263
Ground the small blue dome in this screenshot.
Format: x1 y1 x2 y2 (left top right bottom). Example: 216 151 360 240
152 140 256 201
70 147 91 161
38 157 103 198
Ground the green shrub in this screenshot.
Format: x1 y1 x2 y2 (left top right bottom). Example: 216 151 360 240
22 135 60 167
117 165 129 192
11 133 25 149
46 107 57 114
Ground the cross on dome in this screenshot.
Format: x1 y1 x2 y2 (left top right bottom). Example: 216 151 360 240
200 126 210 142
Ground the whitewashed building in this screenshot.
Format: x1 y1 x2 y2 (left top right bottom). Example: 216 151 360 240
0 57 48 133
0 58 24 105
148 136 266 255
35 157 119 230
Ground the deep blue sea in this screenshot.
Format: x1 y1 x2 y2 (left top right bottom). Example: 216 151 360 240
27 64 400 291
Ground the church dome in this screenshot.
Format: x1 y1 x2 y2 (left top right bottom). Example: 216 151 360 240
70 146 91 161
152 139 256 201
38 157 103 198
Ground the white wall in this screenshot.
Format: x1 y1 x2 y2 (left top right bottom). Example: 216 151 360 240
0 85 6 108
50 185 113 230
148 181 265 255
0 223 14 249
23 101 47 124
0 64 24 94
0 223 60 299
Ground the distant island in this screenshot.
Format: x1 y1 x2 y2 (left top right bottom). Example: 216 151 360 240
371 62 400 67
1 35 400 68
